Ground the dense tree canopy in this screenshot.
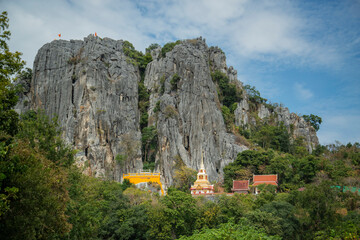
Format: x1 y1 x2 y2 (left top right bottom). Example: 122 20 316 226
0 11 25 136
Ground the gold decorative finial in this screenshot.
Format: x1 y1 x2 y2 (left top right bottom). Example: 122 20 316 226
200 150 205 169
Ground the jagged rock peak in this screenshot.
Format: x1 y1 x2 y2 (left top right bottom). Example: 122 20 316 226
24 35 143 181
16 35 319 188
144 37 247 186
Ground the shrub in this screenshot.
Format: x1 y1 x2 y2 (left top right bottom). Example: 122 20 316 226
19 67 32 80
146 43 160 54
122 40 152 80
161 40 181 57
140 112 149 130
159 75 166 94
154 100 161 113
221 105 234 131
170 73 180 90
164 105 178 119
211 70 242 108
244 84 267 105
71 74 78 82
141 126 158 163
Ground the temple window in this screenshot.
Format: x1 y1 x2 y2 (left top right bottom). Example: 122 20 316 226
199 175 203 179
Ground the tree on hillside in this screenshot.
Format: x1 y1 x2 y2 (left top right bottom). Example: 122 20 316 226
0 11 25 135
173 155 197 192
0 12 75 239
0 10 25 218
244 84 267 104
302 114 322 131
0 139 71 239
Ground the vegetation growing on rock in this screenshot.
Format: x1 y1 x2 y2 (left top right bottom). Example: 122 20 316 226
2 11 359 239
161 40 181 57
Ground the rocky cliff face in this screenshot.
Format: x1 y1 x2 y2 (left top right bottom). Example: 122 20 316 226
144 38 246 185
20 35 143 181
234 100 319 152
17 35 318 187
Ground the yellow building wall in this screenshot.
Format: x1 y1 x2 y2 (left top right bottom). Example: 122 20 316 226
123 173 164 195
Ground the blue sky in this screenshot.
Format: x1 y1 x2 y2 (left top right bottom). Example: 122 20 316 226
3 0 360 145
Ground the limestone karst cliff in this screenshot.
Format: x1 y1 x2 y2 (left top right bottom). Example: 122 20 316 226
144 38 247 186
18 36 143 181
16 35 319 188
234 97 319 152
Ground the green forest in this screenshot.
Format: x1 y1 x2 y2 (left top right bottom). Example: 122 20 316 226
1 12 360 240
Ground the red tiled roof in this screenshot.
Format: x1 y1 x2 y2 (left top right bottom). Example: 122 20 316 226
232 180 249 190
252 181 278 186
253 175 277 182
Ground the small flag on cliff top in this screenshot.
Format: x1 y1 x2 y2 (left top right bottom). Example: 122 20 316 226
58 33 61 38
95 32 97 37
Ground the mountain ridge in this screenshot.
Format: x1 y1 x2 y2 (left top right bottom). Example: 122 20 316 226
15 35 319 188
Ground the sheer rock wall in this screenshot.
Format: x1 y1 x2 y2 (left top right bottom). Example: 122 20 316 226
17 35 318 187
144 38 247 185
24 35 142 181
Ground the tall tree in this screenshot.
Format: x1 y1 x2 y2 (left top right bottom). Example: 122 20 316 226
302 114 322 131
0 11 25 136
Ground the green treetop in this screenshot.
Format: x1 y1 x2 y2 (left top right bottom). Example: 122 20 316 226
0 11 25 136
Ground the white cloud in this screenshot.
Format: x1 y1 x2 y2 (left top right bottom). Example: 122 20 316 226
3 0 348 69
294 82 313 100
3 0 360 145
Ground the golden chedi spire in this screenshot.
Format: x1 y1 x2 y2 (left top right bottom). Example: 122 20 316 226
190 150 214 195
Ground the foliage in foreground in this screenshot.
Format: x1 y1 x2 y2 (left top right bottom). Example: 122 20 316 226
0 111 75 239
179 220 281 240
1 10 359 240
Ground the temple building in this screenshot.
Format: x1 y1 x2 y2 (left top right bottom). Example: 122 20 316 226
123 171 164 195
253 174 278 194
232 180 250 194
190 152 214 195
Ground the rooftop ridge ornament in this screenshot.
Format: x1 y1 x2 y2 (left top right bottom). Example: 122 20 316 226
200 150 205 170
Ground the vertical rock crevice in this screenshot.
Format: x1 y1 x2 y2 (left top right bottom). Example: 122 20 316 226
16 35 319 188
24 35 143 181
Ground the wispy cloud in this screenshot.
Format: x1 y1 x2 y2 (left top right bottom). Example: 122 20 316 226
3 0 360 145
4 0 356 69
294 82 313 100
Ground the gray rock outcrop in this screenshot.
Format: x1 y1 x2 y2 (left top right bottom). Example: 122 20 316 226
23 35 143 181
234 98 319 152
17 35 319 188
145 38 247 186
14 73 31 113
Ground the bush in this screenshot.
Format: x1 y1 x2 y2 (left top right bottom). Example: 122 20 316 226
18 67 32 80
146 43 160 54
159 75 166 94
141 126 158 163
221 105 234 131
211 70 242 108
123 40 152 80
161 40 181 57
244 84 267 105
170 73 180 90
179 220 281 240
154 100 161 113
